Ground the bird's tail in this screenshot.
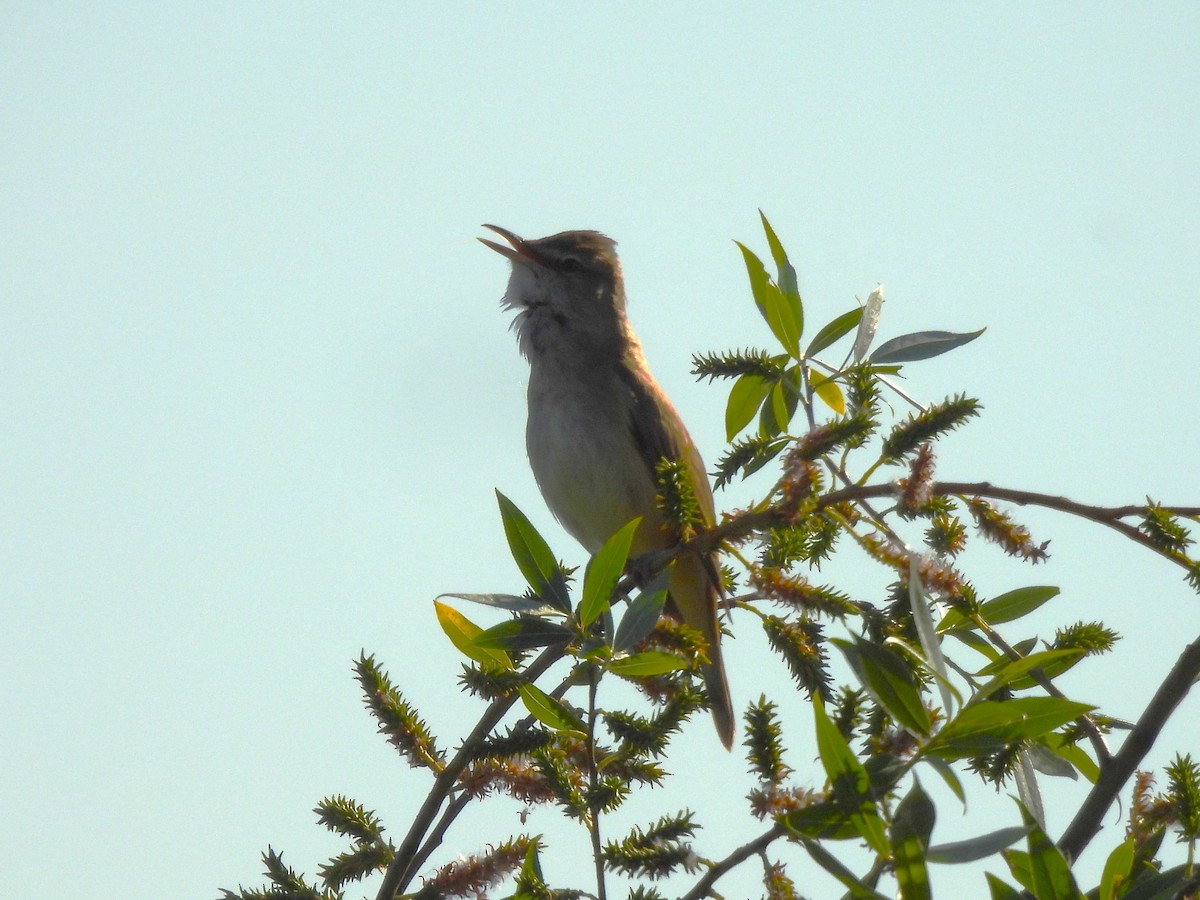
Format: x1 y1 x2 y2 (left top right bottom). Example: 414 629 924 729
670 552 736 749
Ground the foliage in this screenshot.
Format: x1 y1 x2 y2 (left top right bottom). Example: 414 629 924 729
220 214 1200 900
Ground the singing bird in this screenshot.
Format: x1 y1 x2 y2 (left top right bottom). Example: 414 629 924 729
479 225 735 748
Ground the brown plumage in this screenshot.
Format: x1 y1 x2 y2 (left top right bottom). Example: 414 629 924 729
480 225 735 748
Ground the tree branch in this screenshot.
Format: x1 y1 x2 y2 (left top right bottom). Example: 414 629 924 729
375 646 564 900
679 823 786 900
1057 635 1200 861
674 481 1198 577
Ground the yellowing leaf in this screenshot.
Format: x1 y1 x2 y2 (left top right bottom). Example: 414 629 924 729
433 600 513 671
809 369 846 415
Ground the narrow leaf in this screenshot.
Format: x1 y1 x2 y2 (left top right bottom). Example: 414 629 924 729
809 368 846 415
1017 803 1081 900
518 683 585 733
433 600 513 671
852 286 884 362
802 839 891 899
908 554 955 717
837 637 931 737
735 241 771 308
760 210 799 299
985 873 1024 899
980 586 1060 625
1098 838 1135 900
496 491 570 611
609 650 689 677
870 328 985 365
761 281 802 358
813 696 890 855
760 211 804 351
926 698 1095 760
475 617 572 651
725 373 772 440
1041 733 1099 783
926 826 1032 864
1014 749 1046 832
579 518 641 629
891 780 935 900
922 755 966 808
1024 740 1079 781
974 649 1085 701
613 580 670 652
807 307 864 357
437 592 556 614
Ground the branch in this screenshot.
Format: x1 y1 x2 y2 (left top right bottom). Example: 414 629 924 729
375 646 563 900
679 823 786 900
674 481 1198 576
1057 635 1200 861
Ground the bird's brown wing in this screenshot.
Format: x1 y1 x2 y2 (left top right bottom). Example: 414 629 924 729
616 358 717 531
617 356 735 749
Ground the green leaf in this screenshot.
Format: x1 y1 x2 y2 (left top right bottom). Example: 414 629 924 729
945 628 1003 662
926 825 1032 864
761 281 803 358
836 637 931 737
1041 732 1100 783
579 518 640 629
609 650 689 677
974 649 1085 701
735 240 771 308
870 328 986 364
518 683 585 733
980 586 1060 625
496 491 570 611
758 372 800 436
806 307 865 357
984 872 1024 899
926 698 1096 760
1023 740 1078 780
760 210 798 298
433 600 514 671
760 211 804 352
802 838 890 899
1119 862 1192 900
1098 838 1135 900
475 617 572 651
1015 803 1082 900
782 802 861 841
613 581 669 653
813 695 890 855
725 373 772 440
922 755 966 808
891 780 935 900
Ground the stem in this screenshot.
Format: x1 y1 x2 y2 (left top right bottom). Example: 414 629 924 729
1057 635 1200 861
375 647 563 900
679 481 1199 577
679 824 785 900
974 618 1112 764
586 669 607 900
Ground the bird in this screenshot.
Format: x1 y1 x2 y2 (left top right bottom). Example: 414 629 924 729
478 224 735 749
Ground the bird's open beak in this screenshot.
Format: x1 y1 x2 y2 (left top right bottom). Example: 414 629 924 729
478 224 544 268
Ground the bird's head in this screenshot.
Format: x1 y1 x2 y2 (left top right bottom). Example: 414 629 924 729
480 225 630 361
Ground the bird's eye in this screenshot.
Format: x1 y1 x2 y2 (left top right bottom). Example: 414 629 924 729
559 256 584 274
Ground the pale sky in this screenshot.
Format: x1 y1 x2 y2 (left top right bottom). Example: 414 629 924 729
3 5 1198 898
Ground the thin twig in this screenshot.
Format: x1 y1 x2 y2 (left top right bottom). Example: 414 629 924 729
679 823 786 900
586 670 607 900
